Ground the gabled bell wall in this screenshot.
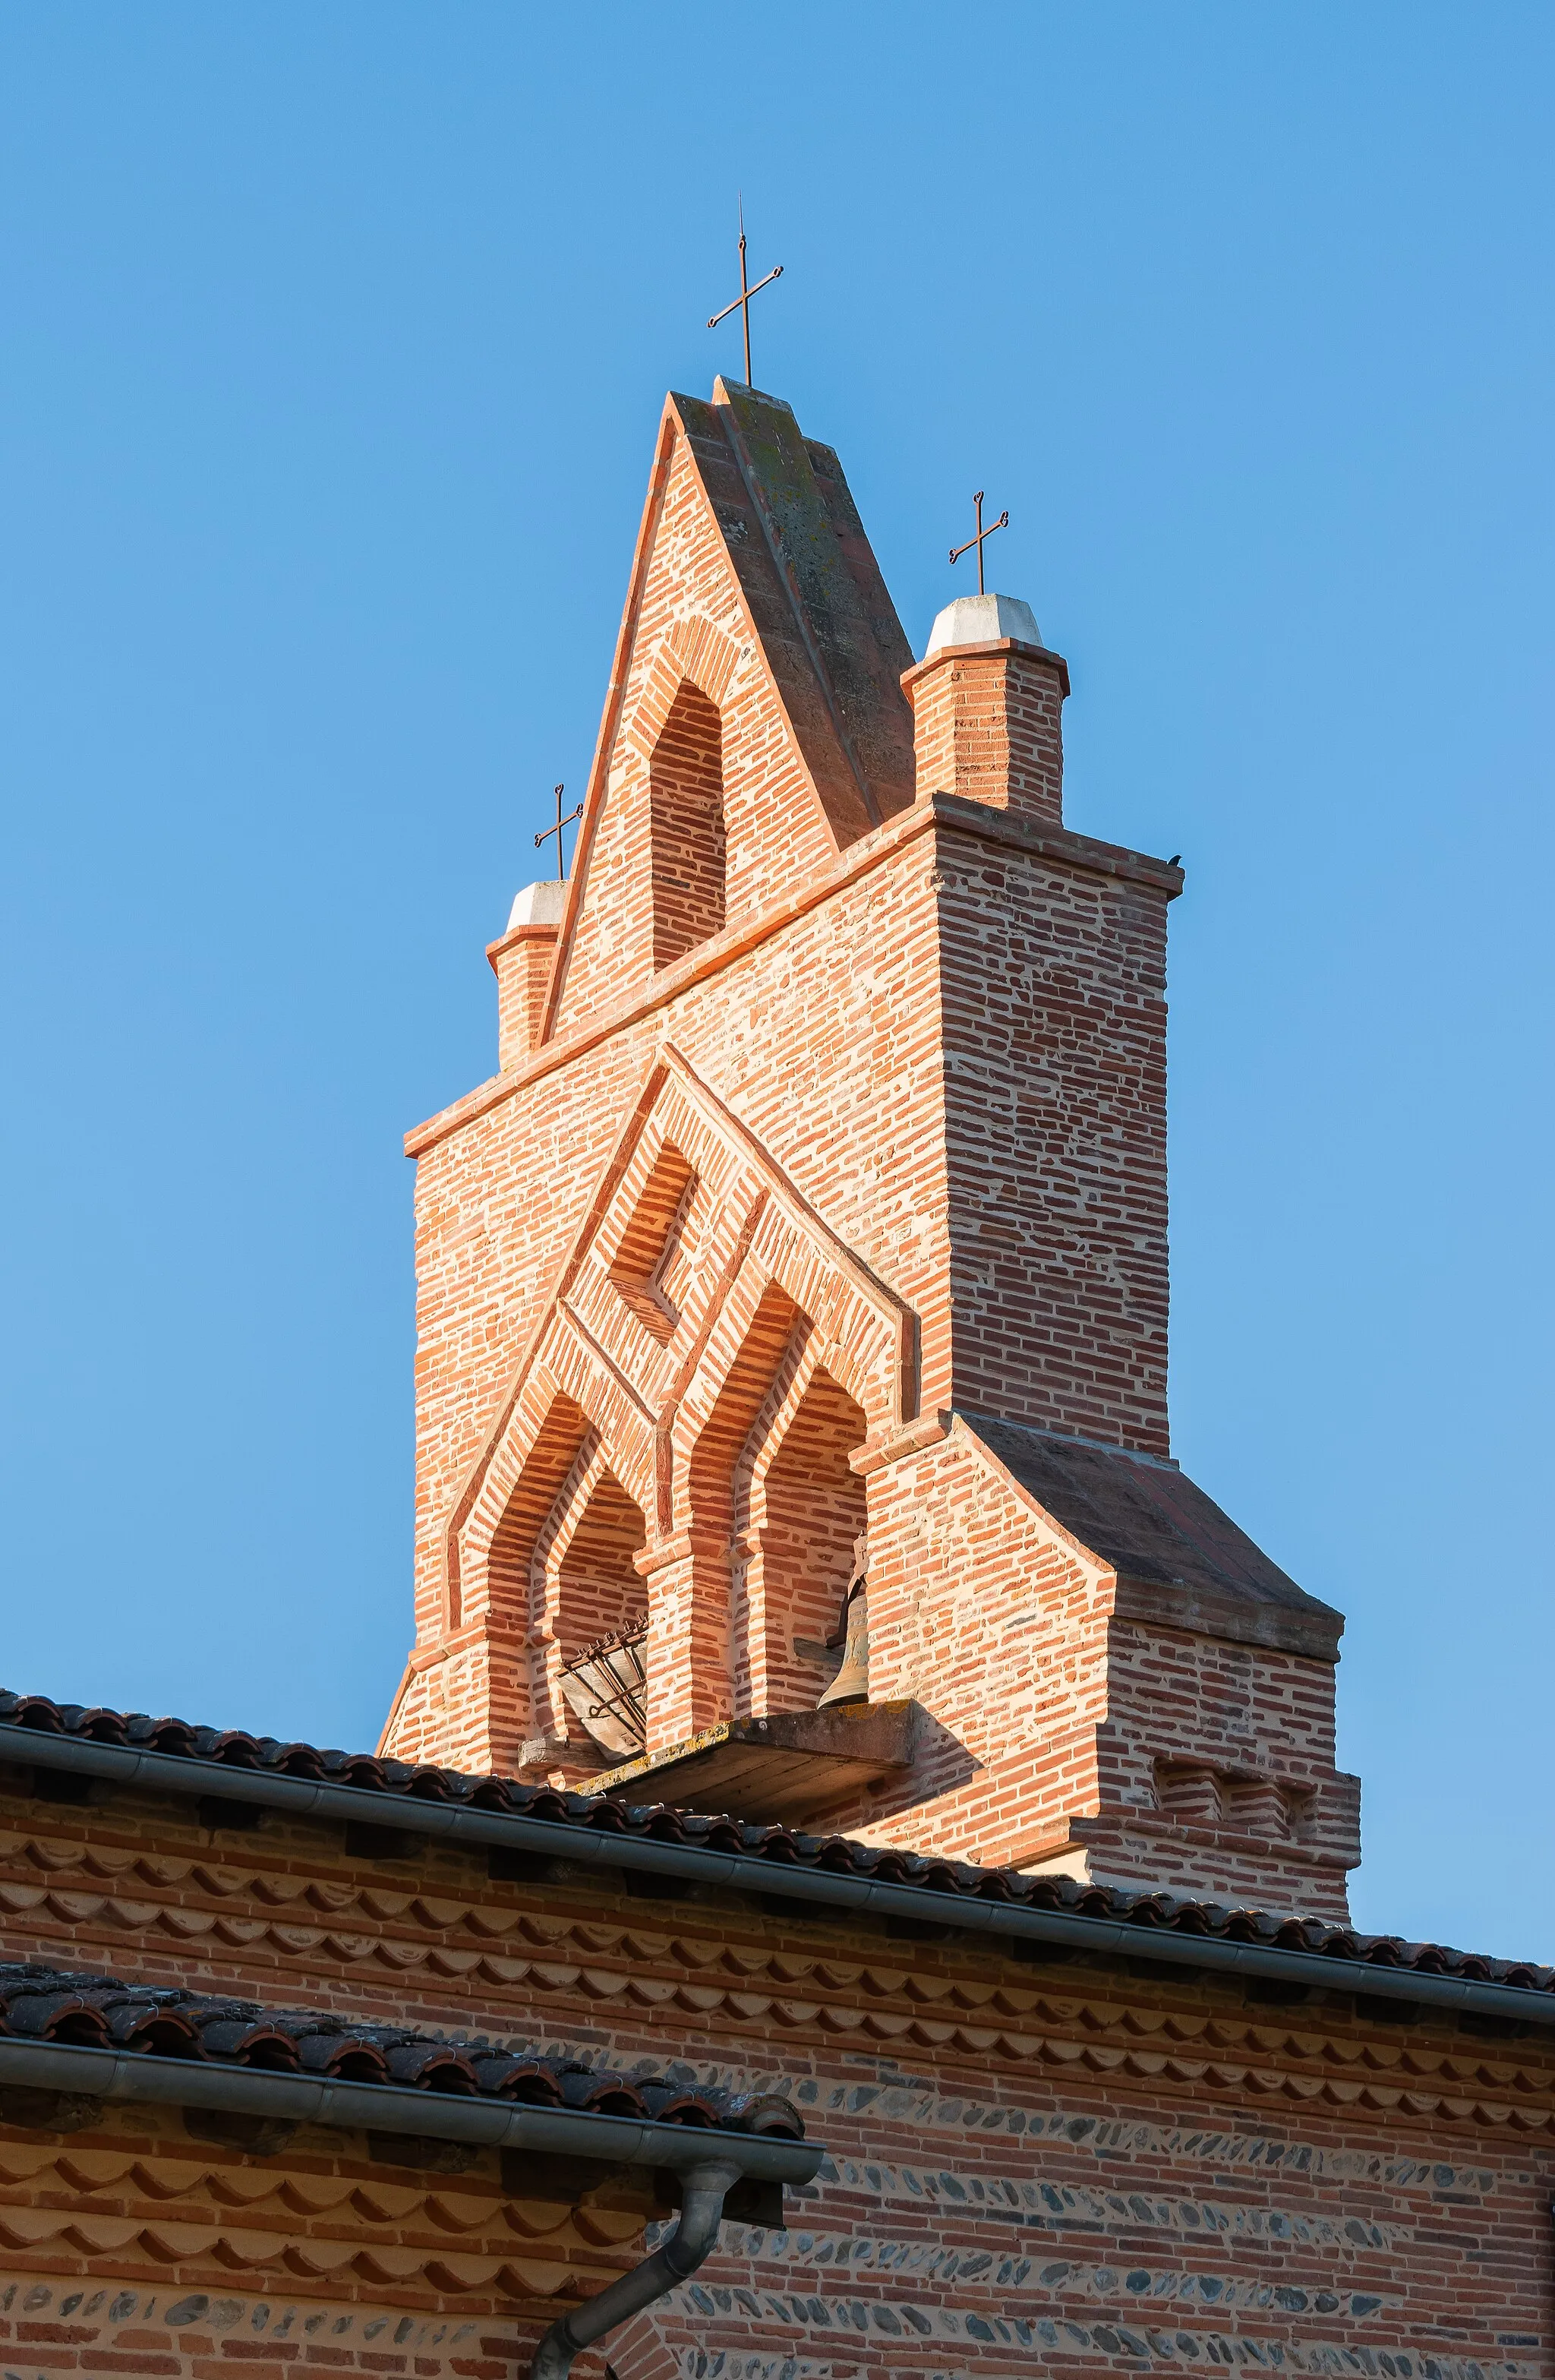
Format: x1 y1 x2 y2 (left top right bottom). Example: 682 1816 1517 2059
386 380 1359 1918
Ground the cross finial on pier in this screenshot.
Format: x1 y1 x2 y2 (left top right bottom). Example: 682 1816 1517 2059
707 197 784 388
535 782 583 882
949 490 1010 598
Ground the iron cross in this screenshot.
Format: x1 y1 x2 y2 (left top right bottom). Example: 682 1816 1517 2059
535 782 583 882
707 199 784 388
949 490 1010 597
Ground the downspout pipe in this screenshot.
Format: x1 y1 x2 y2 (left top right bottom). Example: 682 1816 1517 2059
7 1721 1553 2029
527 2155 741 2380
0 2044 815 2380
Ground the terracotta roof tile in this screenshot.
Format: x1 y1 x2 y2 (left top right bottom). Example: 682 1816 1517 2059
2 1689 1547 1996
0 1961 803 2135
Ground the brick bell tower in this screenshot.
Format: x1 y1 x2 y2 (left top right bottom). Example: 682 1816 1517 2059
383 379 1361 1919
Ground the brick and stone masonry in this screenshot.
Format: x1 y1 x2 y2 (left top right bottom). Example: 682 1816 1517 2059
0 1749 1550 2378
2 377 1550 2378
380 377 1359 1921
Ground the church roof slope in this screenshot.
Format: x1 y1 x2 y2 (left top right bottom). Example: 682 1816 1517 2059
0 1961 802 2132
3 1692 1549 2006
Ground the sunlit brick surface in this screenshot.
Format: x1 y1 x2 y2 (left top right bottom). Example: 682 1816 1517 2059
380 380 1357 1921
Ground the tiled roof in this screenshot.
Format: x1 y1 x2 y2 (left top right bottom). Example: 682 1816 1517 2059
0 1961 801 2135
2 1689 1550 1999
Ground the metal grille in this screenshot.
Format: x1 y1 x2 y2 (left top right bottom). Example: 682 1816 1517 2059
557 1623 649 1759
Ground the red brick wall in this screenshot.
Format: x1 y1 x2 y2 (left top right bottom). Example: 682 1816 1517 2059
848 1419 1357 1913
389 791 1333 1900
383 385 1344 1910
934 816 1172 1453
490 926 560 1072
393 822 954 1779
1093 1617 1361 1906
0 2277 542 2380
0 1782 1547 2378
907 642 1068 824
554 423 841 1036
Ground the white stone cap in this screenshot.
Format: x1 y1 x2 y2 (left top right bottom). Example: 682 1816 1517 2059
924 592 1042 658
505 877 567 933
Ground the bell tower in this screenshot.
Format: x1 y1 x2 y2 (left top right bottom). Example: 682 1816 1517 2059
383 380 1361 1919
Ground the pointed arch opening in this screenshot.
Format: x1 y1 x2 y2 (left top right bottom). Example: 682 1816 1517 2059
550 1463 650 1763
485 1394 591 1640
650 680 727 966
750 1369 869 1716
555 1467 648 1666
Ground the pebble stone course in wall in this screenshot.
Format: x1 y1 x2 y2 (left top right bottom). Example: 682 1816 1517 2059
0 2277 513 2379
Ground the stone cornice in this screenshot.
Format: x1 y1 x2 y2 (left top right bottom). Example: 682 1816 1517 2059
900 634 1073 699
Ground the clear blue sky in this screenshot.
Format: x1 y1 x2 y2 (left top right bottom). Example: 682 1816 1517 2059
3 7 1550 1958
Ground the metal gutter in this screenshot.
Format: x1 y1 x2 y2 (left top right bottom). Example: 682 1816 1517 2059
0 2035 821 2184
0 2038 816 2380
5 1722 1551 2030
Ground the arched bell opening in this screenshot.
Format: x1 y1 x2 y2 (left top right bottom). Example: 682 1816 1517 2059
479 1391 593 1751
682 1278 807 1737
550 1466 649 1763
650 680 727 967
746 1368 869 1717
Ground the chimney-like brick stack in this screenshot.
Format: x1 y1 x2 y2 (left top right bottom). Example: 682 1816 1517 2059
487 879 563 1069
903 593 1069 825
385 383 1361 1920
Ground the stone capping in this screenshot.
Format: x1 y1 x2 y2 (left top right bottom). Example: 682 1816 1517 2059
900 635 1073 701
405 792 1184 1159
2 1700 1550 2020
486 919 563 971
852 1412 1342 1662
959 1415 1345 1664
714 378 882 831
538 384 916 1045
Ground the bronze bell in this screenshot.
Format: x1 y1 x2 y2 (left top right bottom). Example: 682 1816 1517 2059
817 1579 869 1708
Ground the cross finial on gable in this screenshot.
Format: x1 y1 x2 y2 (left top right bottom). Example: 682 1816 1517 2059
707 197 784 389
949 489 1009 598
535 781 583 881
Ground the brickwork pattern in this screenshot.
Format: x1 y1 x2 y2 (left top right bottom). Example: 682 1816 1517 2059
386 378 1345 1911
0 2279 535 2380
907 642 1068 825
490 927 560 1073
933 819 1172 1453
390 800 1343 1900
0 2104 640 2327
394 838 947 1782
0 1780 1548 2375
554 418 841 1037
852 1420 1357 1909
